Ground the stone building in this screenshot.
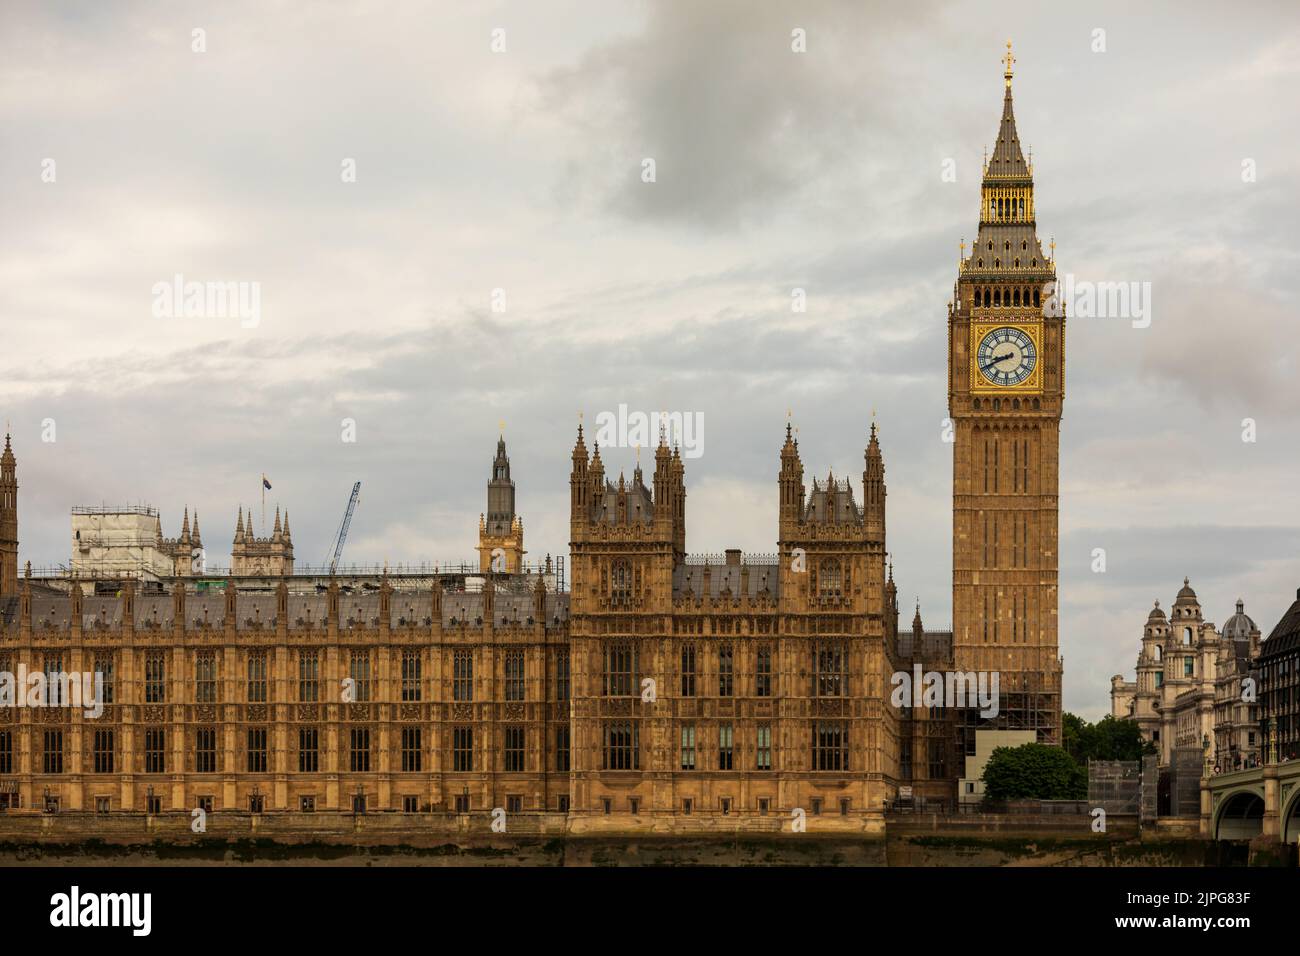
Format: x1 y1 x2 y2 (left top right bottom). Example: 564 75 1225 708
895 602 958 807
0 49 1060 826
230 506 294 577
0 425 930 827
947 41 1064 747
1110 579 1261 771
1259 588 1300 764
565 422 902 829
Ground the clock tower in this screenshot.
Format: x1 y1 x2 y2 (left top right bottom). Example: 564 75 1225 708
948 42 1063 744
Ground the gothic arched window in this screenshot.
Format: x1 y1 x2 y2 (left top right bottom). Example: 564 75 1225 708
611 559 631 607
819 559 842 596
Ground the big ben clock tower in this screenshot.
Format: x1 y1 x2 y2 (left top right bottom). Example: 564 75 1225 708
949 42 1063 745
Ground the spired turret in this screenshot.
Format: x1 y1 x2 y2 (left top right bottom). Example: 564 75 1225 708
231 503 294 576
156 505 207 577
0 432 17 598
478 431 525 573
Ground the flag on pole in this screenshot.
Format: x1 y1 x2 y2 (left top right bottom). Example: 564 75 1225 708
262 475 272 490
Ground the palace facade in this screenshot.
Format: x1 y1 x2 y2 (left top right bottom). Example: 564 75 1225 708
0 425 949 829
0 48 1055 829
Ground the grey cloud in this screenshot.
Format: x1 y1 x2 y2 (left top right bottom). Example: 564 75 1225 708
538 0 937 228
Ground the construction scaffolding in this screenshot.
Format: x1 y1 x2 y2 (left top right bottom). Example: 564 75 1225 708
1169 747 1205 818
956 670 1061 759
1087 760 1141 815
69 506 173 583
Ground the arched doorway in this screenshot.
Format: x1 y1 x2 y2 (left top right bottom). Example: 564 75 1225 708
1215 791 1265 840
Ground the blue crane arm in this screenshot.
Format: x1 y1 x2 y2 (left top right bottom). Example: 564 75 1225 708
328 481 361 572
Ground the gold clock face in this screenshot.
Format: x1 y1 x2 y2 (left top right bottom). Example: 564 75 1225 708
977 327 1036 385
969 323 1042 393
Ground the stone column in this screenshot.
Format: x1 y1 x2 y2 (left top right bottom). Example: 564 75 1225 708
1262 765 1280 840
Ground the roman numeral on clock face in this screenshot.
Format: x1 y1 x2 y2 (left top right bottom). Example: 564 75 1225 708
977 326 1037 386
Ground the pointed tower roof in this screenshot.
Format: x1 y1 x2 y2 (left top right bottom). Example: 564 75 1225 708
235 506 245 539
1 431 14 469
486 430 517 534
780 420 801 468
962 40 1050 279
192 511 202 544
866 420 883 465
986 40 1030 180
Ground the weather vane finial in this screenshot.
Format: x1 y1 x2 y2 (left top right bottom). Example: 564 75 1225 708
1003 39 1015 88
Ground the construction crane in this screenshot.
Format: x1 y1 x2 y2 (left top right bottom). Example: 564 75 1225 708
326 482 361 573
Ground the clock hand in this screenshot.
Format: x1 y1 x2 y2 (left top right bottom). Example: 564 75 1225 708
980 352 1016 370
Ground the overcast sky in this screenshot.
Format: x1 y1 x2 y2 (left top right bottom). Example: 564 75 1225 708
2 0 1298 719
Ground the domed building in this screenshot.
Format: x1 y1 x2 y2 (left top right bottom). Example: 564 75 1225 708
1110 580 1261 770
1214 599 1263 766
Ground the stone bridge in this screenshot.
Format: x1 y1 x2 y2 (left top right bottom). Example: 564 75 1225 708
1201 760 1300 842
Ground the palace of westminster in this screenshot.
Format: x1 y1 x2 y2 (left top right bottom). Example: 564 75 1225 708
0 50 1071 830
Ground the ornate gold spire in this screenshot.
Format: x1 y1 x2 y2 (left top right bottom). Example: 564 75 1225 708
1003 39 1015 88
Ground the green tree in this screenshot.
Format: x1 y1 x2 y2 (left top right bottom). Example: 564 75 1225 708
1062 712 1088 762
982 743 1087 800
1063 713 1154 764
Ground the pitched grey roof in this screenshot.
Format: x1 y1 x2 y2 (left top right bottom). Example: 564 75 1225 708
590 473 655 524
803 478 862 525
1 581 572 632
897 629 954 663
441 591 568 626
673 555 779 600
1261 588 1300 660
